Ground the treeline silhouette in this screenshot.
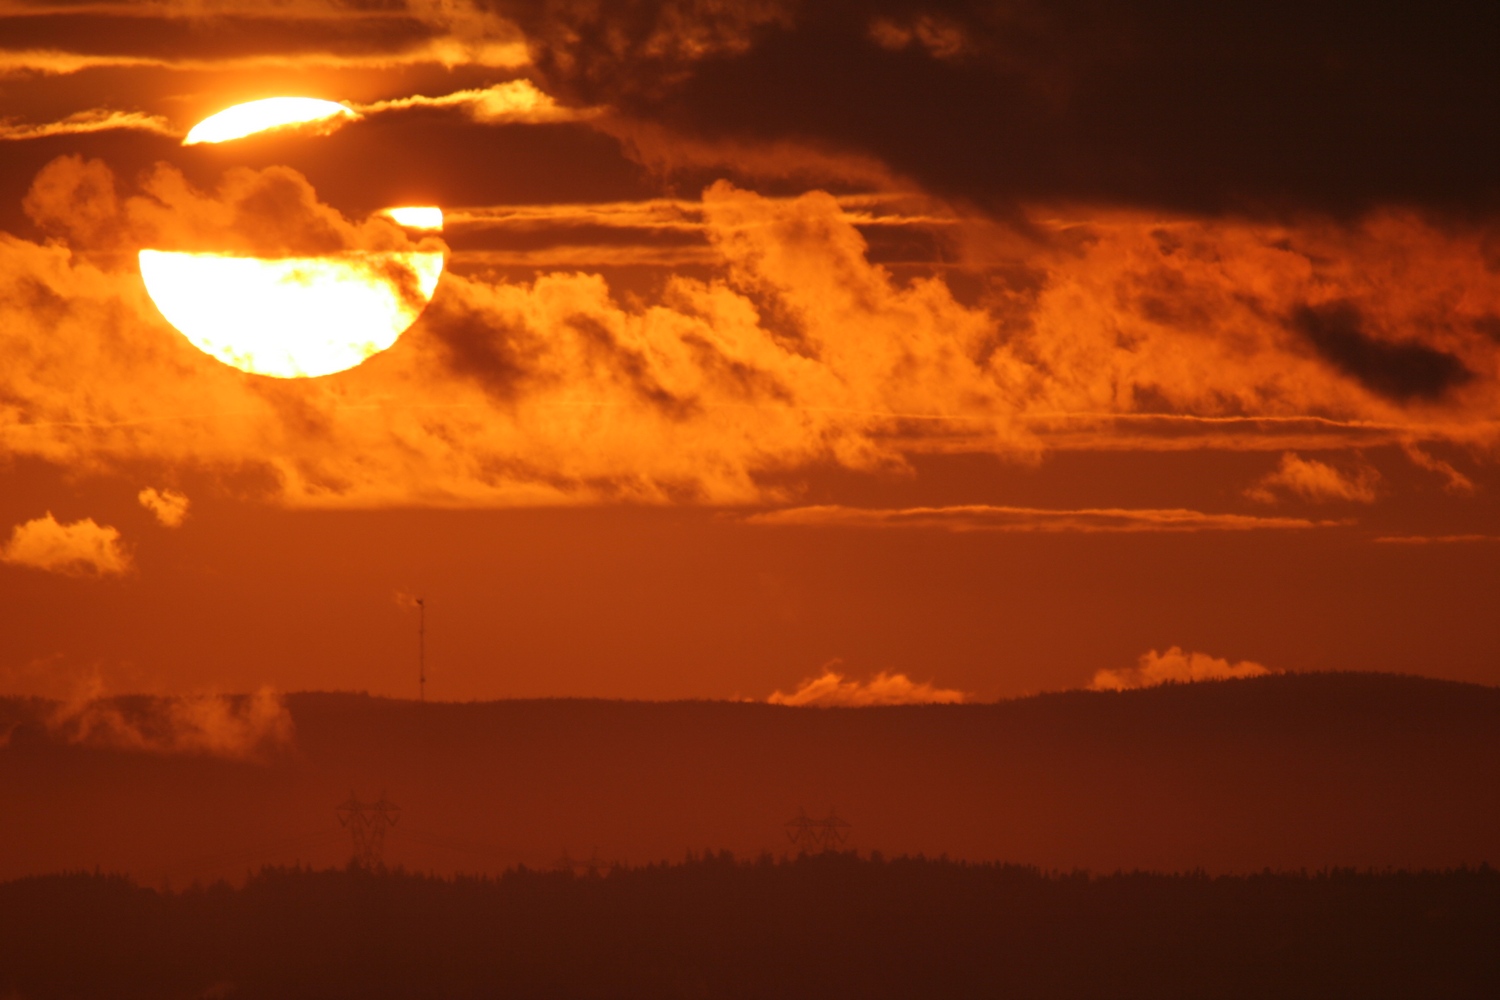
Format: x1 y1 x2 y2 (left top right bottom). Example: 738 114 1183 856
3 854 1498 999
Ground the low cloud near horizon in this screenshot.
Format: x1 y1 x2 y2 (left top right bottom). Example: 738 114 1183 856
1090 647 1276 691
41 686 294 761
769 664 968 707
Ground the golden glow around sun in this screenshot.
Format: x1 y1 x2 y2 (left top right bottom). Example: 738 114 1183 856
139 250 444 378
183 97 359 145
381 206 445 231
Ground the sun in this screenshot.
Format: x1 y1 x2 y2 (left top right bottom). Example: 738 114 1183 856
142 98 446 378
140 251 444 379
183 97 359 145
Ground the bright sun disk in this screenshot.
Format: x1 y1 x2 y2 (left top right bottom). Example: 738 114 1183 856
139 250 444 378
183 97 358 145
382 206 444 231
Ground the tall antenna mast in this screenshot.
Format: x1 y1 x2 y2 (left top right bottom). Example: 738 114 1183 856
417 597 426 702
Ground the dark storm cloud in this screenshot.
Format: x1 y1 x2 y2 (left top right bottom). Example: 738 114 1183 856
490 0 1500 215
1293 302 1474 402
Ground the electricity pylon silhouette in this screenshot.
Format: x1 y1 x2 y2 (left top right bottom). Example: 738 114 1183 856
336 792 400 868
553 847 612 876
785 807 852 853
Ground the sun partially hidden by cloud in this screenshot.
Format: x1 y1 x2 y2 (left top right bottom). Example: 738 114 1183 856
381 207 444 231
0 513 131 577
182 96 358 145
1245 452 1380 504
1089 647 1275 691
137 487 189 527
770 664 968 706
138 249 445 378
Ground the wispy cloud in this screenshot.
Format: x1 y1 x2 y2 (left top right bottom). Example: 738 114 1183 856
0 80 573 143
352 80 594 125
746 505 1336 533
769 663 967 706
1402 442 1476 494
0 39 528 77
0 107 173 141
1245 452 1379 504
1089 647 1275 691
0 513 130 577
1373 534 1500 544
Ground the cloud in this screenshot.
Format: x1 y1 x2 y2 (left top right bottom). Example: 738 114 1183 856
1292 302 1473 403
769 664 967 706
0 513 131 577
509 2 1500 216
138 487 189 527
353 80 596 125
1089 648 1275 691
747 505 1334 533
0 1 528 77
1402 442 1475 495
0 108 174 142
1245 453 1380 504
0 80 593 146
23 154 433 257
1373 534 1500 545
44 685 294 761
5 155 1500 509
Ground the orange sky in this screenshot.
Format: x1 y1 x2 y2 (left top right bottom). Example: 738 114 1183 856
3 1 1500 703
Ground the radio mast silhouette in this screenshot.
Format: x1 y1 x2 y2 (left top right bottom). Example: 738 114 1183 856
336 792 400 868
416 597 426 702
785 807 852 853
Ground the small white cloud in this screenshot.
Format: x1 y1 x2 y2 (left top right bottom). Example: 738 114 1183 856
0 512 131 577
138 487 190 527
1090 647 1274 691
770 662 968 706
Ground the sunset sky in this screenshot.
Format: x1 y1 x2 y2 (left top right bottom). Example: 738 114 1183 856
3 1 1500 703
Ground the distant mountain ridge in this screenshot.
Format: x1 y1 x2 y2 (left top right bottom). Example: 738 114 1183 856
3 672 1498 879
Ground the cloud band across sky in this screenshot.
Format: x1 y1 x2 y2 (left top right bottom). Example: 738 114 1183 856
3 157 1500 510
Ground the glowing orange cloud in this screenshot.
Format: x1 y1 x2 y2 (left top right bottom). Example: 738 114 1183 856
0 513 130 577
1090 648 1274 690
1245 453 1380 504
769 664 968 706
138 487 190 527
7 156 1500 509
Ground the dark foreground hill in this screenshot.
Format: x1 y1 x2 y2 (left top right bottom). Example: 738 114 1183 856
3 672 1500 878
4 857 1499 1000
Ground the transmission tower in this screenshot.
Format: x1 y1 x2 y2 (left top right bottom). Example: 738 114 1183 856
336 792 401 868
553 847 612 876
785 807 852 853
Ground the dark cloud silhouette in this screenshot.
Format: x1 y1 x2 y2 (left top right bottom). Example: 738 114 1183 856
499 0 1500 215
1293 301 1473 402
